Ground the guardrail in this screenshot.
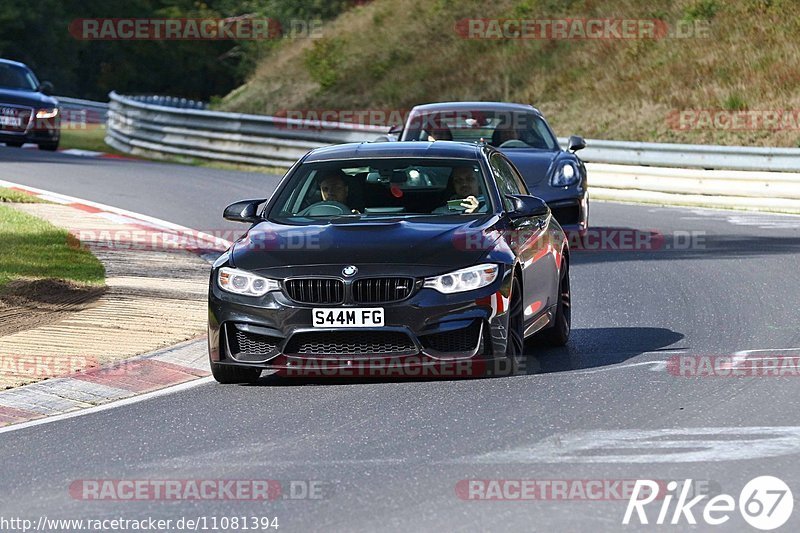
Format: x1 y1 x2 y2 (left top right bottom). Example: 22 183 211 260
105 92 800 213
566 139 800 173
106 92 384 167
57 96 109 124
587 163 800 214
122 95 208 110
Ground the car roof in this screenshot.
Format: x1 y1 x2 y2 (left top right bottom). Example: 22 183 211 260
409 101 542 116
0 58 30 69
303 141 485 162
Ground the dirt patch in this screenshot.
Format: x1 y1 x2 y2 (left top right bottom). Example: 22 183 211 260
0 279 106 337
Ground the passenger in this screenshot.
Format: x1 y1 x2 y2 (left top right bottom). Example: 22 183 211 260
434 166 483 214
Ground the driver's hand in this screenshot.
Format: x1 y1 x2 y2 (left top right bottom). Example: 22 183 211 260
461 196 479 213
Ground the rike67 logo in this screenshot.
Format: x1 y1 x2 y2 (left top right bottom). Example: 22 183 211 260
623 476 793 530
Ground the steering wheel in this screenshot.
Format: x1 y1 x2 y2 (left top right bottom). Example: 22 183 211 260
298 200 350 217
498 139 528 149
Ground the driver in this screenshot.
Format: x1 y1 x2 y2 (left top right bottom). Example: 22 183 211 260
319 172 349 204
311 171 360 214
491 125 519 147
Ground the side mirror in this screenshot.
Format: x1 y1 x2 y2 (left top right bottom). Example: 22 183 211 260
388 124 403 135
506 194 550 218
38 81 54 95
567 135 586 152
223 199 266 223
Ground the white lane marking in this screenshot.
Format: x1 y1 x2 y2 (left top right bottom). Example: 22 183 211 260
0 179 232 248
735 348 800 355
571 361 667 375
648 361 668 372
0 377 214 436
95 211 147 226
687 208 800 229
560 352 685 376
60 149 104 157
37 194 71 204
458 426 800 464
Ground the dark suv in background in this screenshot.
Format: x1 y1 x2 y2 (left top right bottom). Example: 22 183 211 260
0 58 60 151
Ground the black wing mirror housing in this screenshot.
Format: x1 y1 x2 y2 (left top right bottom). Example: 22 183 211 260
506 195 550 218
39 81 54 95
567 135 586 152
223 199 267 223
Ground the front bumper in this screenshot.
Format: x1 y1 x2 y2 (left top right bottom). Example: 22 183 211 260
547 193 588 234
208 268 515 378
0 102 60 145
0 122 60 144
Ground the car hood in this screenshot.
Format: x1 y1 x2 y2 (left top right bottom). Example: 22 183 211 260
500 149 560 188
0 87 57 108
229 215 503 274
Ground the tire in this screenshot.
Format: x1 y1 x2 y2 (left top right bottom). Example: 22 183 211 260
5 141 24 148
38 141 59 151
210 361 262 384
538 260 571 346
504 276 525 372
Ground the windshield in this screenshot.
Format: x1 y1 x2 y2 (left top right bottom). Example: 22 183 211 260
268 158 492 222
0 64 39 91
403 109 558 150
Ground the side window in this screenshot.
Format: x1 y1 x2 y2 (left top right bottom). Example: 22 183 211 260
490 154 523 210
507 161 530 195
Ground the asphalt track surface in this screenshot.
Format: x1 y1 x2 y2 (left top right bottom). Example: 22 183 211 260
1 146 799 532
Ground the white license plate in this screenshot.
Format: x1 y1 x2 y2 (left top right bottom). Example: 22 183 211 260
0 116 22 127
312 308 384 328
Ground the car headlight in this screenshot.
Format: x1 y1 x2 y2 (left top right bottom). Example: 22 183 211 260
424 264 499 294
217 267 279 297
35 108 59 119
551 162 579 187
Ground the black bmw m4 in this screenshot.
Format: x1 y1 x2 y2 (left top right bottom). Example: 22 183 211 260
208 141 571 383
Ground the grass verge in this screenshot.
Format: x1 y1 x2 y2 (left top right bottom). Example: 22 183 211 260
60 127 125 155
0 204 105 290
0 187 47 204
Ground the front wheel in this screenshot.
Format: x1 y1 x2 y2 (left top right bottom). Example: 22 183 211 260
505 276 525 371
210 361 262 384
538 260 571 346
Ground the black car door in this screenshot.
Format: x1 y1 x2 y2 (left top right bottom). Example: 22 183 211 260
489 153 558 323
